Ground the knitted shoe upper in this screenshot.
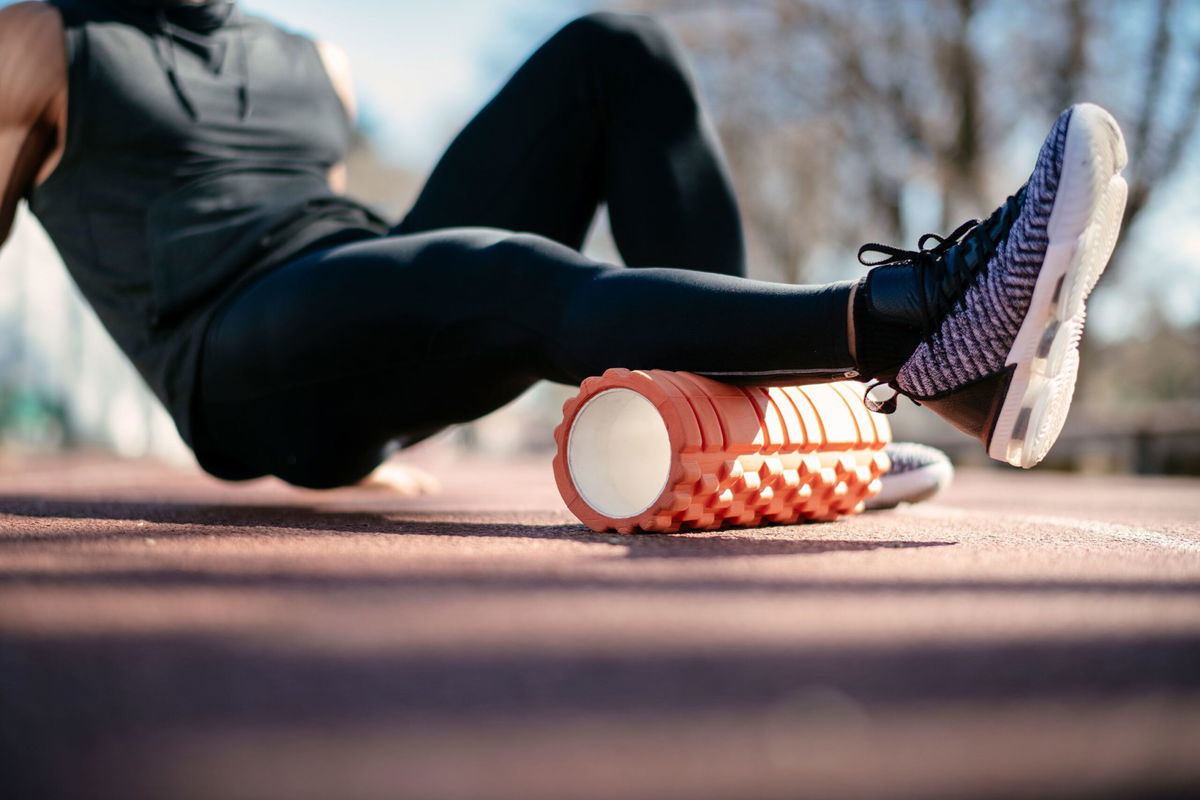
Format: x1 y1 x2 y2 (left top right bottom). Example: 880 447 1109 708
895 108 1070 398
883 441 951 476
866 441 954 510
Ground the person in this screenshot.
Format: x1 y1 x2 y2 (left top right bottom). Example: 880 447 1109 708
0 0 1127 492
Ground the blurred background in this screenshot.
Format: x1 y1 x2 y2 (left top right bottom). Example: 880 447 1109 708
1 0 1197 474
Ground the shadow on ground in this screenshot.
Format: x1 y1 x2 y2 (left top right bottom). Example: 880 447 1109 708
0 494 957 559
4 480 1200 800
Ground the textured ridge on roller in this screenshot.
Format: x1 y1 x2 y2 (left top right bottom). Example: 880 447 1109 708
553 369 893 533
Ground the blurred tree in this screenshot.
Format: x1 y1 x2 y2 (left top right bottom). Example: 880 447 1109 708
622 0 1200 283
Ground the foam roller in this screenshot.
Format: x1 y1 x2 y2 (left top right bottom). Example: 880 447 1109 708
553 369 892 533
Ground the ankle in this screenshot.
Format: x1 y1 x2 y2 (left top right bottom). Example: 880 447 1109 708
851 274 924 382
847 281 859 364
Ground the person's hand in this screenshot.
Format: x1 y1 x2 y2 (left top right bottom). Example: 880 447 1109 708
356 460 442 496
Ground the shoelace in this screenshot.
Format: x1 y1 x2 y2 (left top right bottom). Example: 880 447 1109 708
862 380 902 414
856 185 1028 414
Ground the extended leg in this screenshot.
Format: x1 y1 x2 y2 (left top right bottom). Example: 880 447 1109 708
195 229 852 488
395 13 745 276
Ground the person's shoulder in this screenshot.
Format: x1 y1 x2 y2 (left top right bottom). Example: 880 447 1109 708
0 2 66 121
0 2 65 61
0 1 64 36
0 1 66 62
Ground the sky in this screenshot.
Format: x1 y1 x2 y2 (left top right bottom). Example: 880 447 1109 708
243 0 593 170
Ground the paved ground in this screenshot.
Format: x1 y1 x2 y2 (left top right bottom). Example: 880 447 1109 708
1 451 1198 800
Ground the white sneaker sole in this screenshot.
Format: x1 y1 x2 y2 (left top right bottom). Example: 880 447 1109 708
987 103 1128 468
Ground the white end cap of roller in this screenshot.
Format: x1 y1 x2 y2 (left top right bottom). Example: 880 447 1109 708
566 388 672 519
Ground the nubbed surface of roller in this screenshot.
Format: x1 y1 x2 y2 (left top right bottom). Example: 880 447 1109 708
553 368 892 533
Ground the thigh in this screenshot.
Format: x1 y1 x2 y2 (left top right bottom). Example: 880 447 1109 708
195 227 601 487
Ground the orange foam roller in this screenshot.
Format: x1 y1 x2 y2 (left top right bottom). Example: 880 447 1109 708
553 369 892 533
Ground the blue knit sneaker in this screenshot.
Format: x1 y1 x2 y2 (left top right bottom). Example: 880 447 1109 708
865 442 954 510
856 104 1128 468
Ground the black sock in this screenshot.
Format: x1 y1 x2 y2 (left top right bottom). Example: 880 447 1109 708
852 276 924 382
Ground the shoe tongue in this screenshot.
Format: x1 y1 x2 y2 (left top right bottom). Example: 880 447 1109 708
853 275 924 382
865 264 929 329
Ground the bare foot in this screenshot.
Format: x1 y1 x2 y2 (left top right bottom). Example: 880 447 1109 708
357 461 442 496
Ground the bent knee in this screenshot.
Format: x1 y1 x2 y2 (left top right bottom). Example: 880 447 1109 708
559 11 683 73
567 10 669 41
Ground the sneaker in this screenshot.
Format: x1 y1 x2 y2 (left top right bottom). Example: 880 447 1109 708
856 103 1127 468
865 442 954 510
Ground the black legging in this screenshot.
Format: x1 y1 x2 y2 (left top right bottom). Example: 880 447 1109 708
196 12 856 488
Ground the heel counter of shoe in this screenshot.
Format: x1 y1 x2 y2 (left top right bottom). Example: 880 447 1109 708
916 364 1016 448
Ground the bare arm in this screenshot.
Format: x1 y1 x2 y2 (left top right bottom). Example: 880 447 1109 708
315 39 355 195
0 2 66 247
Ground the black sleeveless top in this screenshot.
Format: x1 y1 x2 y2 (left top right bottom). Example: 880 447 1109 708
27 0 390 450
